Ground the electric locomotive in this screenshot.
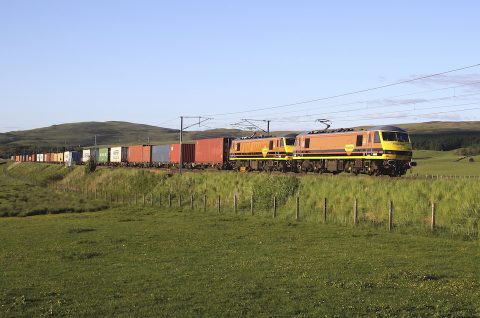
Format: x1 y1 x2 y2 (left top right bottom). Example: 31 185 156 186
293 126 415 176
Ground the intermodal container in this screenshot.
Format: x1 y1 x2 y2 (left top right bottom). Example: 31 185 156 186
52 153 58 162
128 145 152 164
98 147 110 163
195 138 232 165
57 152 64 162
64 151 81 163
152 145 170 163
110 147 128 163
46 153 52 162
82 149 90 162
82 147 98 162
170 144 195 164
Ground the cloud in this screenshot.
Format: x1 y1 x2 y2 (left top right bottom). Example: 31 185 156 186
366 98 429 107
405 73 480 90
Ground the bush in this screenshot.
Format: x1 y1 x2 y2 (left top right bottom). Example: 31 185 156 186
85 158 96 174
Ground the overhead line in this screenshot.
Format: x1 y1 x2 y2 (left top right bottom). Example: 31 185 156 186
201 63 480 117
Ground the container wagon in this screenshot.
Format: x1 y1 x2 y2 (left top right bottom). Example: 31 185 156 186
64 151 81 164
110 147 128 165
82 149 91 163
128 145 152 166
151 145 170 167
98 147 110 164
194 138 233 169
170 144 195 166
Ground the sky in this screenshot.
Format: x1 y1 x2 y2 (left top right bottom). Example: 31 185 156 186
1 0 480 133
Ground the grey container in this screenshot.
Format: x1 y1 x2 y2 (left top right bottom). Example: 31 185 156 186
152 145 171 163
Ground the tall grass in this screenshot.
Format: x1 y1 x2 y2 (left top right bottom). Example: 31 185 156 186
6 163 479 239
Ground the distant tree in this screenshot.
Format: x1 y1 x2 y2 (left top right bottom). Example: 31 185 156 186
85 158 96 174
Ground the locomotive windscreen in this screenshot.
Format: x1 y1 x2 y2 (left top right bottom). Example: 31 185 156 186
382 132 409 142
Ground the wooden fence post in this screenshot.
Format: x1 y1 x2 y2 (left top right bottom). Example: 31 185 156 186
431 202 436 232
273 196 277 218
250 195 254 216
168 193 172 208
388 200 393 231
95 189 97 200
143 194 146 205
178 194 182 209
190 194 194 210
353 197 358 225
203 194 207 212
295 197 300 221
323 197 327 223
217 195 221 214
233 194 237 214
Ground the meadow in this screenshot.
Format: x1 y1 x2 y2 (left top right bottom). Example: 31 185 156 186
411 149 480 176
3 159 480 239
1 206 479 317
0 159 479 316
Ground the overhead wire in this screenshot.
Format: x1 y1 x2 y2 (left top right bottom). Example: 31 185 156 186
200 63 480 117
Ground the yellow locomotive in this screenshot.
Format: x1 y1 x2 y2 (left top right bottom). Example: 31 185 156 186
229 126 415 176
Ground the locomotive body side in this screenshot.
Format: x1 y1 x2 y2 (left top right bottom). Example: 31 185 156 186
293 126 414 176
229 135 296 171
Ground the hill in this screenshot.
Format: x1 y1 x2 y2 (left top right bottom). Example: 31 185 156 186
2 120 480 157
0 121 246 157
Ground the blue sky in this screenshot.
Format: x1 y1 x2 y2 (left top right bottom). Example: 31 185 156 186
1 1 480 132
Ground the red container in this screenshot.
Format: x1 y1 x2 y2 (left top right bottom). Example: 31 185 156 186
45 153 52 162
31 154 36 162
128 145 152 164
195 138 232 164
170 144 195 163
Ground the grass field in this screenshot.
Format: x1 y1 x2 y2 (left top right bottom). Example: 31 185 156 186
0 163 107 216
411 150 480 176
1 207 479 317
3 161 479 239
1 161 479 316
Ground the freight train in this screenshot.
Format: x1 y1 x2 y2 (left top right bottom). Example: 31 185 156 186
11 126 416 176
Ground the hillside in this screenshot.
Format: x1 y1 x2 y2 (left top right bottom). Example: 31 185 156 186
2 120 480 157
0 121 246 157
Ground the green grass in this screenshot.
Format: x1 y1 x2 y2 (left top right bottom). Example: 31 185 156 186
4 162 480 240
0 207 479 317
0 163 108 216
411 150 480 176
1 162 479 316
53 165 479 240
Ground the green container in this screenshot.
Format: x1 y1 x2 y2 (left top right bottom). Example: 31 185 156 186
98 147 110 163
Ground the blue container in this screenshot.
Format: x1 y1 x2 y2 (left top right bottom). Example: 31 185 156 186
152 145 170 163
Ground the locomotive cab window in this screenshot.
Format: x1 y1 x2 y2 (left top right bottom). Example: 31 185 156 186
236 143 240 151
285 138 295 146
269 140 274 150
280 139 284 147
374 132 381 143
304 138 310 148
356 135 363 146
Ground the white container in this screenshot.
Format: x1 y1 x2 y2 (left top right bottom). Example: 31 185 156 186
82 149 91 162
110 147 128 163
